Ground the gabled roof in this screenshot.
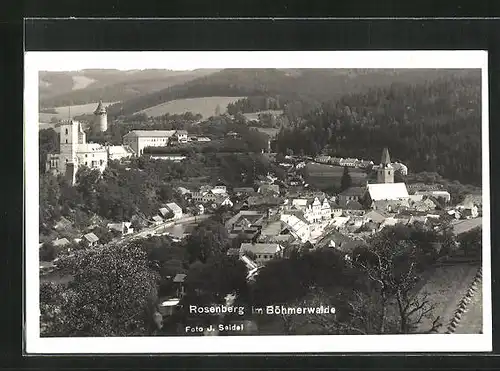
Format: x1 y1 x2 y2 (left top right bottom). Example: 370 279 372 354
367 183 409 201
52 238 70 247
173 273 186 283
380 147 391 165
240 243 283 255
345 200 363 210
166 202 182 214
123 130 177 138
152 215 163 222
83 232 99 243
159 207 170 217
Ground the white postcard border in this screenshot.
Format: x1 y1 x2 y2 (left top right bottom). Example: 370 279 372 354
25 50 491 354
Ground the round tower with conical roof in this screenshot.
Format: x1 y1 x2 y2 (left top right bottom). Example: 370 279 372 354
94 100 108 132
377 147 394 183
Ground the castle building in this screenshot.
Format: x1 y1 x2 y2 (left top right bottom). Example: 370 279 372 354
45 120 108 185
94 100 108 132
122 130 189 156
377 147 394 183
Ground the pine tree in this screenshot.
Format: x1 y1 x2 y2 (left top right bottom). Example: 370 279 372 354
340 165 352 192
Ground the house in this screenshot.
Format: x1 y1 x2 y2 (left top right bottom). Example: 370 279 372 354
177 187 192 196
392 162 408 176
240 243 283 264
173 273 187 297
225 211 265 231
247 195 283 207
359 160 374 169
320 231 357 251
315 155 331 164
173 130 188 144
159 207 172 219
459 206 479 219
83 232 99 247
213 195 233 209
53 217 72 231
410 197 436 212
240 254 259 271
166 202 183 219
233 187 256 196
280 213 311 243
152 215 164 225
338 187 366 207
197 204 205 215
158 298 181 317
371 199 409 213
52 238 70 248
364 210 389 224
415 190 451 203
258 183 280 196
366 183 410 203
107 222 133 235
211 185 228 195
106 145 135 161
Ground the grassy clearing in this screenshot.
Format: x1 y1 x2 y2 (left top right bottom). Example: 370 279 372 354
137 96 245 118
39 101 117 123
416 264 480 333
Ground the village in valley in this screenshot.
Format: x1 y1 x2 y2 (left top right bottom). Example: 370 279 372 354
38 68 484 337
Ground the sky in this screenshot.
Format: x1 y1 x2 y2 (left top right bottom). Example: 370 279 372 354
26 51 487 72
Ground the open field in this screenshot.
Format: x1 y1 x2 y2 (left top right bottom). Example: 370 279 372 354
451 217 482 236
137 96 245 118
304 163 367 189
39 101 117 123
71 75 96 90
454 280 483 334
416 264 480 333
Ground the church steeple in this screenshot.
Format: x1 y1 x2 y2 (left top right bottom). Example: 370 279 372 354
381 147 391 165
377 147 394 184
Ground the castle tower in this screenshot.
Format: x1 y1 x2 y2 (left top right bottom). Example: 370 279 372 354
376 147 394 184
59 120 84 184
94 100 108 132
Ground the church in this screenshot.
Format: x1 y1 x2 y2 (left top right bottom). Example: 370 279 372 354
45 102 109 185
364 147 410 205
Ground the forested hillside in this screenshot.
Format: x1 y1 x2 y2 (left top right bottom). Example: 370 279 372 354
275 72 482 186
106 69 471 118
39 69 219 108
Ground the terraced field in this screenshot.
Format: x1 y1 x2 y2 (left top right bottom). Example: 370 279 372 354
416 264 480 333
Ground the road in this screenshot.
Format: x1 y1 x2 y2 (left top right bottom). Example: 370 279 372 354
115 214 211 246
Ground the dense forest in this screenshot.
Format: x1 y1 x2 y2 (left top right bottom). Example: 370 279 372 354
104 69 471 118
275 73 482 186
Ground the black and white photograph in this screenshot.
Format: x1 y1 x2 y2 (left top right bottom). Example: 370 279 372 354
25 51 491 353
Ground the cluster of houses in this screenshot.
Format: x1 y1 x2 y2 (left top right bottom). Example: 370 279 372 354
314 154 408 175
